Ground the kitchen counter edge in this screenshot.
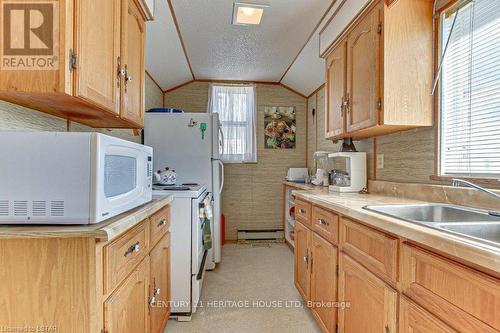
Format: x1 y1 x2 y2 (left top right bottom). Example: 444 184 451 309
0 195 174 241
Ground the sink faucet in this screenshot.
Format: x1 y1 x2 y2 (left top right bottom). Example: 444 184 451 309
451 178 500 217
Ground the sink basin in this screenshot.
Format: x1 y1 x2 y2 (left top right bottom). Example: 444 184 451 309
363 204 500 224
363 204 500 246
440 224 500 246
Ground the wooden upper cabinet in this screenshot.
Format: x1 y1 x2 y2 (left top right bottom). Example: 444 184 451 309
294 221 311 300
0 0 147 129
310 233 338 333
323 0 434 140
338 254 397 333
121 0 146 127
149 233 171 333
75 0 121 113
326 41 347 139
346 3 381 133
104 257 150 333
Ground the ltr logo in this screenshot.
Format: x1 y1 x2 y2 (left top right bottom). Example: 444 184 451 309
1 0 59 70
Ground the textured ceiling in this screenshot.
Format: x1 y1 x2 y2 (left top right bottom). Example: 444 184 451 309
145 0 192 91
171 0 332 82
146 0 362 95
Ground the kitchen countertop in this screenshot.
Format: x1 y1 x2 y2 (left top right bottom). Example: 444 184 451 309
0 195 174 241
291 188 500 276
283 180 326 191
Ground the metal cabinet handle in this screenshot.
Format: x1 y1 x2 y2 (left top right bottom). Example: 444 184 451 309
317 219 329 226
340 97 345 118
124 241 140 257
157 219 167 227
154 287 161 296
149 296 156 306
298 208 306 214
303 255 308 263
343 93 350 114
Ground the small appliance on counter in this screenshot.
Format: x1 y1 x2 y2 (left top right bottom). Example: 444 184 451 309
0 132 153 224
311 151 331 186
154 167 177 185
328 152 367 192
286 168 308 183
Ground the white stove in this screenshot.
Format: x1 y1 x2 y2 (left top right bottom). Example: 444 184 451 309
153 183 207 198
153 182 210 320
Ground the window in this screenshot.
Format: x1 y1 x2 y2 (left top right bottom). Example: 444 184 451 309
208 84 257 163
439 0 500 178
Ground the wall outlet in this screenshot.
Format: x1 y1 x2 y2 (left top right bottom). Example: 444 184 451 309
377 154 384 169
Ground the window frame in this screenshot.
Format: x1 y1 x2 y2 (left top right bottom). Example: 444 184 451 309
434 0 500 184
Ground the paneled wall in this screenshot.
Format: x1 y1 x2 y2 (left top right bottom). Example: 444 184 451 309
165 82 307 240
0 72 164 143
307 88 434 183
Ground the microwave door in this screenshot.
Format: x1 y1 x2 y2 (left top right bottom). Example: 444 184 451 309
93 136 152 223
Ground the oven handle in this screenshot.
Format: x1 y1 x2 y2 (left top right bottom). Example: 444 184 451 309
196 250 209 280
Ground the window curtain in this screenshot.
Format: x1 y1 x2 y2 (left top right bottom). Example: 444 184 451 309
208 84 257 163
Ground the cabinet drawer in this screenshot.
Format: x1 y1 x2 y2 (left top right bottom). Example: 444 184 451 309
401 244 500 333
149 206 170 247
339 217 398 284
399 297 456 333
295 199 312 225
104 221 149 293
311 205 339 245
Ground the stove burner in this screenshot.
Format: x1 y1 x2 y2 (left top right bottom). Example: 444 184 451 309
182 183 199 186
153 184 191 191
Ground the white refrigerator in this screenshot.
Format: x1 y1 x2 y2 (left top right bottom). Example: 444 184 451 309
144 112 224 265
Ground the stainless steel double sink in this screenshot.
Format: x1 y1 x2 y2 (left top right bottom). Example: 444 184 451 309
363 204 500 247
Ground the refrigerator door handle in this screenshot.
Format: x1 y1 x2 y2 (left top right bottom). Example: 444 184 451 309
218 125 224 157
218 160 224 194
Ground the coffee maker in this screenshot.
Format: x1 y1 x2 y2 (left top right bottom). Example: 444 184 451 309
328 152 367 192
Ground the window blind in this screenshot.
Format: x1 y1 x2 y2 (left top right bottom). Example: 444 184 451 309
440 0 500 177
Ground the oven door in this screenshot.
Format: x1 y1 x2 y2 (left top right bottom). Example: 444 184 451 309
93 134 153 223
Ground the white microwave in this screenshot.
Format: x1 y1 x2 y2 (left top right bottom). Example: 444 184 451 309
0 132 153 224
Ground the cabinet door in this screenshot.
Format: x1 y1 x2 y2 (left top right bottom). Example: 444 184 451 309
75 0 121 113
400 298 456 333
121 0 146 127
310 233 338 333
338 254 397 333
294 221 311 300
104 257 150 333
346 3 381 133
326 40 347 139
150 233 171 333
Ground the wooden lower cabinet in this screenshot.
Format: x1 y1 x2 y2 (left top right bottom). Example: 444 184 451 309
310 233 338 333
149 233 171 333
105 257 150 333
399 297 456 333
338 253 397 333
294 221 311 300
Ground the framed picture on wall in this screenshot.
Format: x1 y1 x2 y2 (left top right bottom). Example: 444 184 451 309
264 106 296 149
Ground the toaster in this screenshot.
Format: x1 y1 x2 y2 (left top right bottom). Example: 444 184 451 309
286 168 308 182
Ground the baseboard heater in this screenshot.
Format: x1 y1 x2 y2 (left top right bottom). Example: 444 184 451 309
237 229 284 241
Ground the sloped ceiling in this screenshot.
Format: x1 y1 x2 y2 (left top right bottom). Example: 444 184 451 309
146 0 361 95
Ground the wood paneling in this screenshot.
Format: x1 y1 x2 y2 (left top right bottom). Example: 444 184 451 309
340 217 398 284
145 74 164 110
294 221 311 300
399 297 457 333
310 233 338 333
400 244 500 333
104 256 150 333
0 237 95 333
338 253 397 333
311 205 339 245
164 81 209 112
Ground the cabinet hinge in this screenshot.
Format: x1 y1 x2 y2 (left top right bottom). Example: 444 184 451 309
336 324 339 333
336 264 339 276
377 23 382 34
69 49 77 71
376 98 382 110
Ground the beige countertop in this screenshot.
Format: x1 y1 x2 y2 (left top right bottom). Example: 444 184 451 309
0 195 174 242
292 188 500 276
